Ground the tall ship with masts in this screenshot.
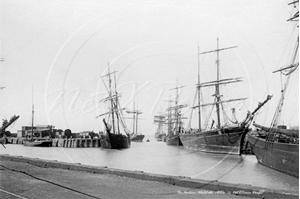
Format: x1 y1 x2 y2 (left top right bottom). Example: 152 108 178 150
165 85 187 146
247 1 299 177
179 40 271 155
154 114 166 141
126 105 145 142
97 66 131 149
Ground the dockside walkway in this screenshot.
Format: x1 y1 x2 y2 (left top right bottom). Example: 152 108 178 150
0 155 298 199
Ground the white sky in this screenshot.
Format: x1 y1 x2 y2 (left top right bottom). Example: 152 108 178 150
0 0 298 134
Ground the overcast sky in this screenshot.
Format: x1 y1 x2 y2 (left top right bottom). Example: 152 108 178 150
0 0 298 135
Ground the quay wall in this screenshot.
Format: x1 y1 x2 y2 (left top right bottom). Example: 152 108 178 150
6 137 101 148
0 154 298 199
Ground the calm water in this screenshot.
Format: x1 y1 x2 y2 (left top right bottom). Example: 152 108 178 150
0 138 298 193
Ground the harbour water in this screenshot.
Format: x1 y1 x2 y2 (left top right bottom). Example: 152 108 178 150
0 138 298 193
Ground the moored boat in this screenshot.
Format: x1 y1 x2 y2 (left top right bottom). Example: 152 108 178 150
248 126 299 177
23 88 52 147
130 134 145 142
97 66 130 149
126 106 145 142
154 114 166 141
23 137 53 147
23 126 54 147
166 135 182 145
161 134 166 142
100 119 130 149
247 1 299 177
165 85 187 146
179 40 271 155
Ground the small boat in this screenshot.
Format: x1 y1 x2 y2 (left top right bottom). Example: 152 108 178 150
23 127 53 147
248 2 299 177
179 40 271 155
23 89 52 147
23 137 53 147
97 66 130 149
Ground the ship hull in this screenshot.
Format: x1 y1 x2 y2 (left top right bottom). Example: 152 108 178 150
247 133 299 177
179 127 247 155
23 139 52 147
100 133 130 149
161 134 166 142
165 135 182 146
130 134 145 142
155 133 166 141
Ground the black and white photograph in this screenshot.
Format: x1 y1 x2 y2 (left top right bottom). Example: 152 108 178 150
0 0 299 198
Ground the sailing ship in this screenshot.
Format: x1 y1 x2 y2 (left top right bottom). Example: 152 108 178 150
23 93 52 147
165 86 187 146
247 1 299 177
179 40 271 155
154 114 166 141
97 67 130 149
126 106 145 142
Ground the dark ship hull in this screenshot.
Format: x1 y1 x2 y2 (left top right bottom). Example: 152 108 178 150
247 132 299 177
100 132 130 149
179 126 248 155
130 134 145 142
165 135 182 146
23 138 52 147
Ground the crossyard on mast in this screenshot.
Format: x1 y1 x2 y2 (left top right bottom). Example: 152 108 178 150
198 38 242 129
126 108 142 135
97 64 128 135
271 55 299 128
165 85 187 135
270 1 299 128
154 114 166 135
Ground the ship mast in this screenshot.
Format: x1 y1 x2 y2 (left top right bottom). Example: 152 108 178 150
126 104 142 135
154 114 166 134
97 64 118 134
113 70 121 134
270 5 299 129
167 85 187 135
198 39 238 129
197 44 202 131
108 65 116 134
166 98 173 136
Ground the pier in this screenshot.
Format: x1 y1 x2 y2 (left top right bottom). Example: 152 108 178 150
6 138 101 148
0 154 298 199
